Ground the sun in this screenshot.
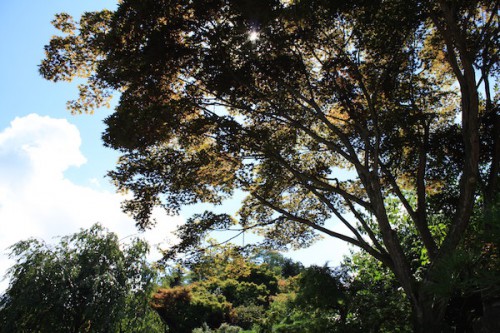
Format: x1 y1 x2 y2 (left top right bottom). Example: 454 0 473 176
248 30 259 42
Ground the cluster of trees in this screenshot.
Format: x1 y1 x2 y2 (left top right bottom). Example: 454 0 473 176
37 0 499 331
151 207 500 333
1 214 498 332
0 226 412 333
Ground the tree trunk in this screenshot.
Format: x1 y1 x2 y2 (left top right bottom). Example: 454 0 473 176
411 291 448 333
474 293 500 333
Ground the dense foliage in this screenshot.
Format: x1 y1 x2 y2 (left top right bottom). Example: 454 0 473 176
152 244 279 332
0 224 165 333
2 226 498 332
40 0 498 331
152 243 415 333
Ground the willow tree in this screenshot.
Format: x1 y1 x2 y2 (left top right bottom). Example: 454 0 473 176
40 0 498 331
0 224 162 333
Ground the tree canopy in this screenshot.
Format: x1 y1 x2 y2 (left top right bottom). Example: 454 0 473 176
0 224 164 333
40 0 499 331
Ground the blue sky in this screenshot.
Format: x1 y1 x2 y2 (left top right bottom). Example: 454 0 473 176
0 0 119 185
0 1 351 291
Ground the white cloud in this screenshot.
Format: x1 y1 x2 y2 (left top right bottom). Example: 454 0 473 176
0 114 182 292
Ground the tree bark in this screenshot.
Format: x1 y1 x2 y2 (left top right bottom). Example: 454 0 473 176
411 286 449 333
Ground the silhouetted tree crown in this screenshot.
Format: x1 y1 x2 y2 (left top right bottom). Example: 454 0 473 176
40 1 499 331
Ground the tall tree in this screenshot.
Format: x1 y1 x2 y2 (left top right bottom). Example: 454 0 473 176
40 0 499 331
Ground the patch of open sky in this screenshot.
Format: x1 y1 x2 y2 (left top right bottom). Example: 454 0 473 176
0 0 119 191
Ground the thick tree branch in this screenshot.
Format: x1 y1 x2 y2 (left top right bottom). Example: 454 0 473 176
416 121 438 258
250 191 392 268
